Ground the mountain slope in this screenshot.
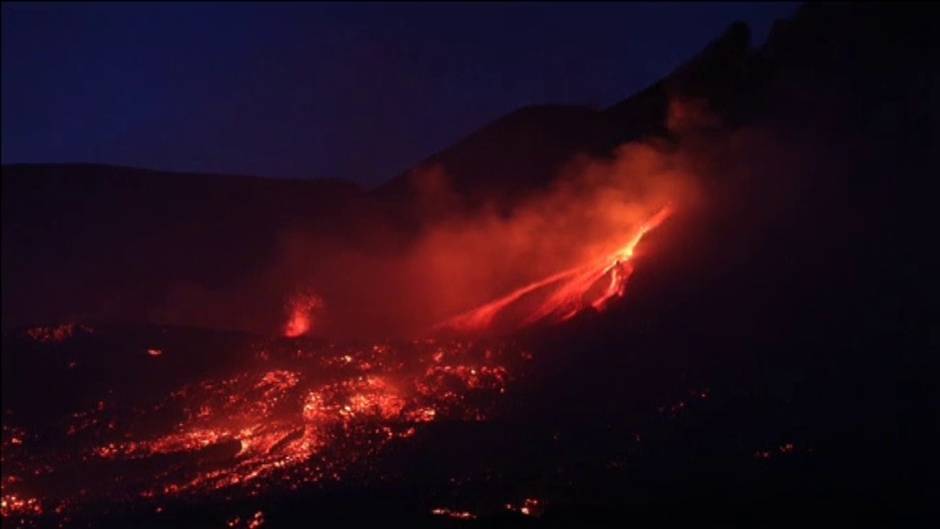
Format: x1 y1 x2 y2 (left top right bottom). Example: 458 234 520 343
3 3 937 337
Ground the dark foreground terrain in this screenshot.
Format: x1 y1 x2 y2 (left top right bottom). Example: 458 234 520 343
2 303 936 528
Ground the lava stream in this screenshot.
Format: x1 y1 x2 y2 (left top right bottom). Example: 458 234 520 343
442 205 673 333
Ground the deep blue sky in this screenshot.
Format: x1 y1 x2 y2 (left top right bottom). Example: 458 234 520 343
2 2 799 186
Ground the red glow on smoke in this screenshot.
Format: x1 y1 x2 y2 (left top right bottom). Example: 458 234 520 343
1 145 691 526
283 293 324 338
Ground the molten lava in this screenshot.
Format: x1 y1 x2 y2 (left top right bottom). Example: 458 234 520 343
442 205 673 333
24 323 93 343
0 336 521 526
2 201 677 527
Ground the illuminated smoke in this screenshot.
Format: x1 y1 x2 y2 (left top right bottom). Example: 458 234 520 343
2 101 713 527
265 134 697 340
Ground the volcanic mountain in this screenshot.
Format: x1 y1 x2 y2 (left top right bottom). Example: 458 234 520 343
0 9 778 335
2 4 938 528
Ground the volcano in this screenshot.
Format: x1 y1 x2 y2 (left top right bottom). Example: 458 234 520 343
2 4 938 528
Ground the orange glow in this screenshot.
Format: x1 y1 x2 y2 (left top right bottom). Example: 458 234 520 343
227 511 265 529
24 323 93 343
442 205 673 333
1 213 674 523
242 135 697 340
283 293 324 338
1 154 688 526
431 507 477 520
0 337 518 523
754 442 803 460
505 497 544 517
0 494 43 518
248 511 265 529
284 311 310 338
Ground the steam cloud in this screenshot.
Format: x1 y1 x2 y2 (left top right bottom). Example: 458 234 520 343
255 99 709 339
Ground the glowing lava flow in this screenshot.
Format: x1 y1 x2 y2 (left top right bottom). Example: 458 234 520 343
0 337 520 526
2 204 676 527
442 205 673 333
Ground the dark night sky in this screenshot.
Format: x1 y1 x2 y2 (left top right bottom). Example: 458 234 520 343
2 2 799 187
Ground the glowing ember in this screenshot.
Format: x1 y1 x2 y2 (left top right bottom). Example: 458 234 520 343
754 442 805 460
147 348 163 356
24 323 92 343
505 497 544 517
227 511 265 528
0 494 43 518
442 205 673 333
431 507 477 520
0 337 519 524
